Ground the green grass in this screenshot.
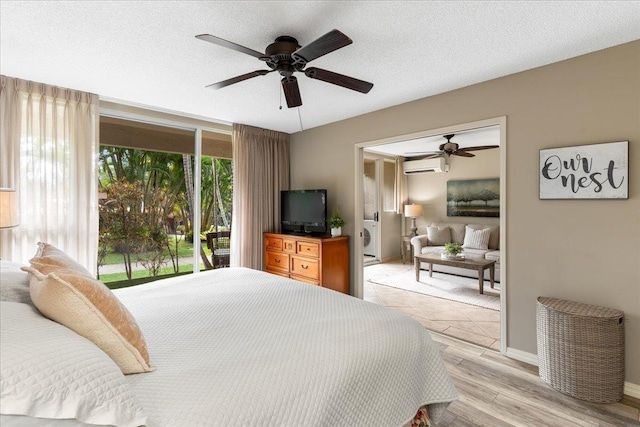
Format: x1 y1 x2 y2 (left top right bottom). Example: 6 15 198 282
101 237 207 266
101 263 208 288
98 236 215 288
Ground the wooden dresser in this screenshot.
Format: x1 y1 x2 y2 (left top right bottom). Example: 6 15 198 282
263 232 349 294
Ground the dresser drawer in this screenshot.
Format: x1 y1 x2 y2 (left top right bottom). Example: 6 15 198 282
265 251 289 272
265 235 283 252
282 238 296 254
290 256 319 280
296 241 319 258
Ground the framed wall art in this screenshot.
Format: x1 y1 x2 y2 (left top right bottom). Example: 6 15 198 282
447 178 500 217
539 141 628 199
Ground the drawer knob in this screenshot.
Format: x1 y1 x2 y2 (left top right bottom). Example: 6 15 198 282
301 264 308 269
275 259 280 263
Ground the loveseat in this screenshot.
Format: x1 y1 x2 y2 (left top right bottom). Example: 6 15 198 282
410 222 501 281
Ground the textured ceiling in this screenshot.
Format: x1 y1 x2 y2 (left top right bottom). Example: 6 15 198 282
1 1 639 134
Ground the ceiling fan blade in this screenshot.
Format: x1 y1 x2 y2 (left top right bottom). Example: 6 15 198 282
304 67 373 93
453 151 475 158
292 29 352 64
458 145 499 152
206 70 273 90
196 34 265 59
282 76 302 108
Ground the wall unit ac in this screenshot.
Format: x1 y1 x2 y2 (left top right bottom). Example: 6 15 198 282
403 157 449 174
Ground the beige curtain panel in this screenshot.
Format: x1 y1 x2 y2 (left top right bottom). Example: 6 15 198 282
231 123 289 269
395 156 408 216
0 75 99 271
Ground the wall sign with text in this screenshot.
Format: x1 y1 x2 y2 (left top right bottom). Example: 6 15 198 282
539 141 628 199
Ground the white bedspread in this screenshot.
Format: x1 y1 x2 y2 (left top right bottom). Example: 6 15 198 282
4 267 457 426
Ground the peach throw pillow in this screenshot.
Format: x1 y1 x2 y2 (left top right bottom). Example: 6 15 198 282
29 242 93 277
24 267 155 374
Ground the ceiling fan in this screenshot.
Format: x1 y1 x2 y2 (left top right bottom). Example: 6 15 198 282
407 134 499 159
196 29 374 108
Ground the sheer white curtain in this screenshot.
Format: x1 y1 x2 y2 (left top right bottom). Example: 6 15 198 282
231 123 289 269
0 76 99 273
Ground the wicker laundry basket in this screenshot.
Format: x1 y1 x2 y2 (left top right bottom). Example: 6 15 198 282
536 297 624 403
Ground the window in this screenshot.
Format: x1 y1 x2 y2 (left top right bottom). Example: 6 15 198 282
97 117 232 288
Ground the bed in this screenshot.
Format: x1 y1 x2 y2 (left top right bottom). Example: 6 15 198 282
0 247 457 427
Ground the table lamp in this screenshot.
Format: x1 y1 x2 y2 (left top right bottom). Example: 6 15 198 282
0 188 18 229
404 204 423 237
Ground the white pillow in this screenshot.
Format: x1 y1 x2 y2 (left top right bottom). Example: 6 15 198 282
0 301 147 427
0 260 32 305
462 226 491 250
426 226 451 246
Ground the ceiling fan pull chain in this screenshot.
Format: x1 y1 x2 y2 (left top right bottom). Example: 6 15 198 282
297 108 304 132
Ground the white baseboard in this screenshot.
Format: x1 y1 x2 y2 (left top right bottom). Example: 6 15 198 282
505 347 640 399
505 347 539 366
624 381 640 399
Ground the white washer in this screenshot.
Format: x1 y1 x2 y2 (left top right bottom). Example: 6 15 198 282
363 220 377 257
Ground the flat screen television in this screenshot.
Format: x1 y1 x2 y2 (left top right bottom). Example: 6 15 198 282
281 189 327 235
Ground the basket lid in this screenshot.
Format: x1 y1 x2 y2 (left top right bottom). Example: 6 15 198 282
537 297 623 319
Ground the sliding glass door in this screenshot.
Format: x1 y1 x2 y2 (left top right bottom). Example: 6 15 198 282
199 130 233 271
96 117 232 287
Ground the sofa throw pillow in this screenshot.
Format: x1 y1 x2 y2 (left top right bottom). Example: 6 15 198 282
431 222 465 244
23 267 155 374
0 301 147 427
427 226 451 246
467 223 499 249
463 226 491 250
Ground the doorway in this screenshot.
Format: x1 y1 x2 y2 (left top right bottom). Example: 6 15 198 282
353 117 507 354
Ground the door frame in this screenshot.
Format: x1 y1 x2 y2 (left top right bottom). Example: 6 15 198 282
353 116 508 354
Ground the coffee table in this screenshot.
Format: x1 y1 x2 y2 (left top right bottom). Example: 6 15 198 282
414 253 496 294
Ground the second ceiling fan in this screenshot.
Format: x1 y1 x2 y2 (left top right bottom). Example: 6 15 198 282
196 29 374 108
407 134 499 159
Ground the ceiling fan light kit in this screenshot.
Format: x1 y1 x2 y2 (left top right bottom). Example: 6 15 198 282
196 29 374 108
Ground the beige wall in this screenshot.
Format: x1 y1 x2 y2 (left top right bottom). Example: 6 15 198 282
290 40 640 385
408 149 500 232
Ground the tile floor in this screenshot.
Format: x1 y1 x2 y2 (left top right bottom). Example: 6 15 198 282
363 260 501 350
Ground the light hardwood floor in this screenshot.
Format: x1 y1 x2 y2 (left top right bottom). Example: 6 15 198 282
362 261 639 425
429 332 640 427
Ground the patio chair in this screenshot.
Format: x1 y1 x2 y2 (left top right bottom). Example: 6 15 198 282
206 231 231 269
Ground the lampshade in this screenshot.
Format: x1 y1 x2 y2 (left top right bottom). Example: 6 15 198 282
0 188 18 228
404 204 423 218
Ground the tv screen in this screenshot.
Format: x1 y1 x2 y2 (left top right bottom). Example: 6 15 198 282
281 189 327 235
